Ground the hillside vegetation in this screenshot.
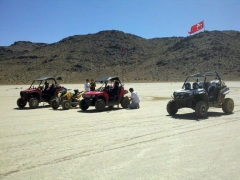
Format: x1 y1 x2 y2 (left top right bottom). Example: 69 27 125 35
0 30 240 84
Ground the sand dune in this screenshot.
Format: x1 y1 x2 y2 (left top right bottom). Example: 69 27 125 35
0 82 239 180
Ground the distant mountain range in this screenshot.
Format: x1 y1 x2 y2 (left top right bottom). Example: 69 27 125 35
0 30 240 84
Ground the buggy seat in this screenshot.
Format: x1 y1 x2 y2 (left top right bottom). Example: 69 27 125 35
208 80 220 100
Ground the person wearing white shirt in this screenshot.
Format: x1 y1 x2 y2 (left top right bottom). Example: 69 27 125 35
128 88 140 109
84 79 90 92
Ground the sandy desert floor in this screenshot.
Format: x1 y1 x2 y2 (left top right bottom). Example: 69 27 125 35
0 82 239 180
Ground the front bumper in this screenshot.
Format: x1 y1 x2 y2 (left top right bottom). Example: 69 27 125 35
83 98 96 106
173 93 193 108
20 92 28 101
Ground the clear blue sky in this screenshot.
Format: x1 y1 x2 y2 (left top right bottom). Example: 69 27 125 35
0 0 239 46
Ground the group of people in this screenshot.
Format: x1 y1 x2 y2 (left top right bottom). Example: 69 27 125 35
84 79 96 92
83 79 140 109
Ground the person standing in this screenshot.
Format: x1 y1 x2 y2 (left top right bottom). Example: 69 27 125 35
90 79 96 91
84 79 90 92
128 88 140 109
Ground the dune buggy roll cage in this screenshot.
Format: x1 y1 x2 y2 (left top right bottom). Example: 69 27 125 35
182 71 224 89
29 76 62 88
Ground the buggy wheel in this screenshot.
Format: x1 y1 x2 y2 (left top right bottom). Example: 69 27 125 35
195 101 208 118
120 97 130 108
222 98 234 114
62 100 71 110
51 99 60 109
17 98 27 108
167 100 178 115
29 97 39 109
80 99 89 111
95 99 106 112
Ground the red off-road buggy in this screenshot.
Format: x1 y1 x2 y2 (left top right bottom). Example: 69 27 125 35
17 76 65 109
79 77 130 112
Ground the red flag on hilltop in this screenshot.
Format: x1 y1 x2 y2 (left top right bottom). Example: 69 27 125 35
188 21 204 34
121 48 124 53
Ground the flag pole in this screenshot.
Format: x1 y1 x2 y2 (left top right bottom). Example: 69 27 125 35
203 20 205 32
121 48 124 83
122 48 123 82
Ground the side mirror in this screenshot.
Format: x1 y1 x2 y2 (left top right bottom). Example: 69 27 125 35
57 77 62 80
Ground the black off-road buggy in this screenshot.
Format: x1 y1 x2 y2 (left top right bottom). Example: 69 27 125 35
79 77 130 112
17 76 65 109
167 72 234 118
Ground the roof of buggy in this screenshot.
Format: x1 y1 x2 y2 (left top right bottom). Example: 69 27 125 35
189 72 219 78
34 76 62 81
95 77 120 82
35 77 55 81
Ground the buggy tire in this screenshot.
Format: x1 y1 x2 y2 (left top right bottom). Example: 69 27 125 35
80 99 89 111
62 100 71 110
51 99 59 109
120 97 130 108
17 98 27 108
195 101 208 118
95 99 106 112
222 98 234 114
167 100 178 115
29 97 39 109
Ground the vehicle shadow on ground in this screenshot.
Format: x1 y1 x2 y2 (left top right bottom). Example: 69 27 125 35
50 107 79 111
167 113 200 121
14 105 51 110
78 107 123 113
168 112 233 121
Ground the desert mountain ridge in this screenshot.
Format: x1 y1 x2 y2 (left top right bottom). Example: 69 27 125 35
0 30 240 84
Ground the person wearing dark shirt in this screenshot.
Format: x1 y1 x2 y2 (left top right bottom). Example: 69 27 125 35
110 80 119 98
90 79 96 91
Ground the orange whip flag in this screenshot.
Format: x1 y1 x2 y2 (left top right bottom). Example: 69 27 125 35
188 21 204 34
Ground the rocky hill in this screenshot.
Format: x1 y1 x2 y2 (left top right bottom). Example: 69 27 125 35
0 30 240 84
